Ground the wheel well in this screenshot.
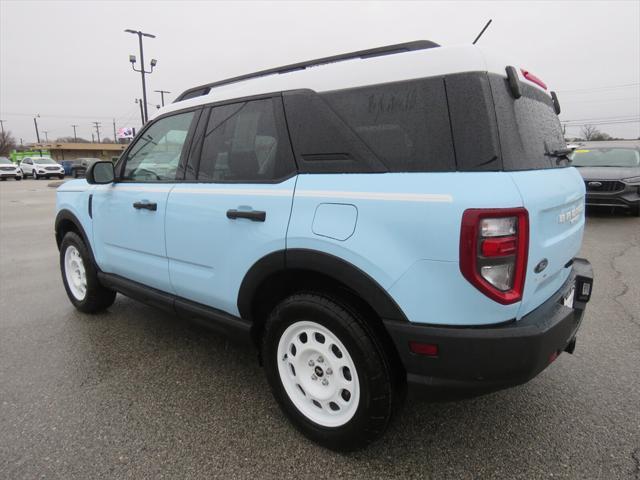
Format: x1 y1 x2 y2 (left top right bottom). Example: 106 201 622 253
55 218 81 249
249 269 406 381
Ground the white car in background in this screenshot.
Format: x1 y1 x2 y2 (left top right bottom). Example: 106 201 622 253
20 157 65 180
0 157 23 180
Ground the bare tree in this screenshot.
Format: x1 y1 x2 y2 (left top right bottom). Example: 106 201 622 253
581 124 600 141
55 136 91 143
0 130 17 156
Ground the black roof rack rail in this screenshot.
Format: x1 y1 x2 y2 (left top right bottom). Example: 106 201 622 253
173 39 440 103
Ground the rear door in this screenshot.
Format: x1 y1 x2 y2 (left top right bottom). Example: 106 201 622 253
488 73 586 318
165 95 297 316
92 109 199 293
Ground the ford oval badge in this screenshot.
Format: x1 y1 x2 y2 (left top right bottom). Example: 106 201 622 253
534 258 549 273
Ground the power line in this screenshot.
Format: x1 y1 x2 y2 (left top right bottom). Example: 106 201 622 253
557 82 640 94
561 115 640 122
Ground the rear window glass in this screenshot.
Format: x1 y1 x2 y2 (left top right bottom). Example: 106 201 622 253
320 77 455 172
571 148 640 167
489 74 566 171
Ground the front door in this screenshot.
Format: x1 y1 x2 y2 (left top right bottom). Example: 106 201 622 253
165 97 297 315
92 109 199 293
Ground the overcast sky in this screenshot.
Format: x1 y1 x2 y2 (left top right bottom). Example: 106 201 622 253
1 0 639 144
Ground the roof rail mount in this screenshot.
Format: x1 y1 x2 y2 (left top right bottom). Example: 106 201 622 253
174 40 440 103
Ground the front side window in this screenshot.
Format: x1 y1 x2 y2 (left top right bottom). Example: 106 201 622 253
122 111 195 182
197 97 295 182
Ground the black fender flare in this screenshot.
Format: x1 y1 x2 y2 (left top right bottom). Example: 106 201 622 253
54 209 97 265
237 248 408 323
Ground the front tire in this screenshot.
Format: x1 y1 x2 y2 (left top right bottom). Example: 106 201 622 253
262 293 395 451
60 232 116 313
32 171 38 180
15 176 21 181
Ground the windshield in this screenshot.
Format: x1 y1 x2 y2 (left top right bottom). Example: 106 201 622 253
34 158 57 165
0 157 11 164
571 148 640 167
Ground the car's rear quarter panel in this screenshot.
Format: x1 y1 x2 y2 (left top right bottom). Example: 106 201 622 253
288 171 525 326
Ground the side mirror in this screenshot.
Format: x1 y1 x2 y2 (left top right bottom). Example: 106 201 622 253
86 161 115 184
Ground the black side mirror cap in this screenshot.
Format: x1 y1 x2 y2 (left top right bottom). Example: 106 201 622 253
86 161 115 184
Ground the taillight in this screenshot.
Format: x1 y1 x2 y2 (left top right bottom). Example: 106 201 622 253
460 208 529 305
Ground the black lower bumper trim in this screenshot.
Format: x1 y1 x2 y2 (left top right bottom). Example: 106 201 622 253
385 258 593 391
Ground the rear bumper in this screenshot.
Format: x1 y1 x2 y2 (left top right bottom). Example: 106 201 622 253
385 258 593 392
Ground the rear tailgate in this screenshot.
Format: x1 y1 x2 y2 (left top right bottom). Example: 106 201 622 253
487 70 586 319
510 168 585 318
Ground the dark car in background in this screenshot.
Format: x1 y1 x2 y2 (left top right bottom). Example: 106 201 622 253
572 141 640 216
69 158 100 178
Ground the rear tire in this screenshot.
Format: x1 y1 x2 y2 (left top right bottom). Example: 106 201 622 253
631 205 640 217
60 232 116 313
262 292 395 451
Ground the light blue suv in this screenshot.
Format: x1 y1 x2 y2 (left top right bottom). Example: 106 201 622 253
55 41 594 450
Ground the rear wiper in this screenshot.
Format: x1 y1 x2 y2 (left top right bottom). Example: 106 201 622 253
545 148 573 165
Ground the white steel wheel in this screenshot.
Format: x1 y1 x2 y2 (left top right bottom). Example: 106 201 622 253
277 320 361 427
64 245 87 301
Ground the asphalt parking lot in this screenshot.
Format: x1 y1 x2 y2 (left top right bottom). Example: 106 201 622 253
1 179 639 479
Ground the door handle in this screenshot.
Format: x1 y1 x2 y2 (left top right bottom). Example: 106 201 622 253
226 209 266 222
133 201 157 211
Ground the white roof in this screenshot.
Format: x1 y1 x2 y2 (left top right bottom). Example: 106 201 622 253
157 44 540 118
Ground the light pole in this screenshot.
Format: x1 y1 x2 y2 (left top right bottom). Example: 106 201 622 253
125 29 157 124
71 124 78 142
154 89 170 107
0 119 5 135
135 99 144 127
43 131 49 142
34 114 41 143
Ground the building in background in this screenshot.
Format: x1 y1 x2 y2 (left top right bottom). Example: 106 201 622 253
28 142 127 162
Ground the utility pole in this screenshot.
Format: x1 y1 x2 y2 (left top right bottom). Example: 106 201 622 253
125 29 157 124
33 115 41 143
113 118 117 143
92 133 95 143
0 119 5 135
135 99 144 127
92 121 101 143
154 89 170 107
43 131 49 142
71 125 78 142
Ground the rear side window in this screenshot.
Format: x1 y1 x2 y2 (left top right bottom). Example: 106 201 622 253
284 78 455 173
489 74 566 171
197 97 295 182
321 78 455 172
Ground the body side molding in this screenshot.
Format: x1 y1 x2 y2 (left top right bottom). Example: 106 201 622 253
98 272 252 344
